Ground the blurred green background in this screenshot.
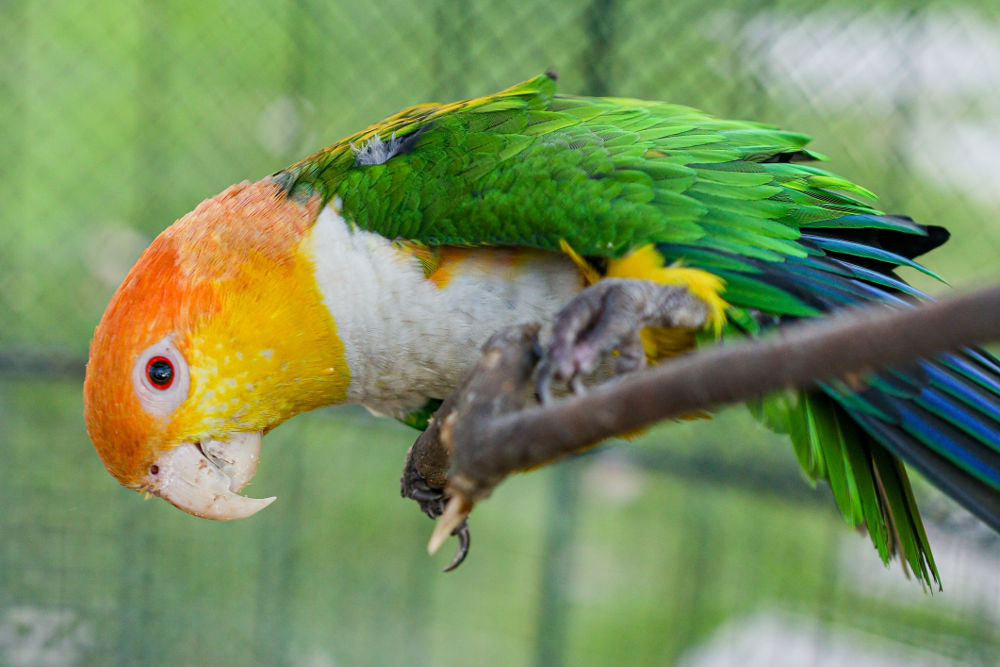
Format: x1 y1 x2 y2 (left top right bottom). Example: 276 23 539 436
3 1 1000 665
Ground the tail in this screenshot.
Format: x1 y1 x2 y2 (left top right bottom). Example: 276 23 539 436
664 215 1000 587
816 346 1000 588
832 350 1000 535
750 389 941 585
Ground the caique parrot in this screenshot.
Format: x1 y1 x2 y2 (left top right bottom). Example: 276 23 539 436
84 72 1000 586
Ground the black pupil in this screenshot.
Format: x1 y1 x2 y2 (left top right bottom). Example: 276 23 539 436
148 359 173 386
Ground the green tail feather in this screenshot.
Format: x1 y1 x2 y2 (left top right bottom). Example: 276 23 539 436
751 391 940 588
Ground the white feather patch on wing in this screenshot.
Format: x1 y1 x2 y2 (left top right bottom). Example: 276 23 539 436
351 132 405 166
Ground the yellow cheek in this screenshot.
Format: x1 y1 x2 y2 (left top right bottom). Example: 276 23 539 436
170 247 349 439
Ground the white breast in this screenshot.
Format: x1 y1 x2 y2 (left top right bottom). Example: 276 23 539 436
304 203 583 418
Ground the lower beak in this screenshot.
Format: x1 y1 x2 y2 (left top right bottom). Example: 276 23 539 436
147 431 276 520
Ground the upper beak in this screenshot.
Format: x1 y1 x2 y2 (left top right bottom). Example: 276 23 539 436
146 431 276 520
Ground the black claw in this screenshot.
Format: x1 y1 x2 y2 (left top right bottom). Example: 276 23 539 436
441 521 471 572
407 485 443 504
536 364 554 404
402 459 474 571
402 465 451 519
531 333 546 360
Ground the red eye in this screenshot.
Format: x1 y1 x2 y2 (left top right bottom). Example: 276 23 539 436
146 356 175 389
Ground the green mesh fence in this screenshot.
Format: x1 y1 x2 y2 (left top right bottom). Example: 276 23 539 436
3 1 1000 665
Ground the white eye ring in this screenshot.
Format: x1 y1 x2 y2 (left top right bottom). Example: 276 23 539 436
132 336 191 418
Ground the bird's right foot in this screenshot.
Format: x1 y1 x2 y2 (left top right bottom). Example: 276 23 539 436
535 278 711 402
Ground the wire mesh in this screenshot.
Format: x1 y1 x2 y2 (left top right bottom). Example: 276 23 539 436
3 1 1000 665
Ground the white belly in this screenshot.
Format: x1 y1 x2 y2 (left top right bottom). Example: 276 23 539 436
305 204 583 418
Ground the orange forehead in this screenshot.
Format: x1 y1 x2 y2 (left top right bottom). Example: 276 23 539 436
84 178 321 485
167 179 320 281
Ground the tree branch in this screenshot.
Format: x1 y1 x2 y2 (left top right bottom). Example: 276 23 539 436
404 285 1000 549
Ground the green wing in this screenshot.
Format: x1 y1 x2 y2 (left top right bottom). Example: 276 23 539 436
280 73 864 253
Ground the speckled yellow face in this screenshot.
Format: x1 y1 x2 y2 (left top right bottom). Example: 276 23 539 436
167 223 350 445
84 178 349 492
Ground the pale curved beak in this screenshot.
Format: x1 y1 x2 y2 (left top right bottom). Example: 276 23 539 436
146 431 276 520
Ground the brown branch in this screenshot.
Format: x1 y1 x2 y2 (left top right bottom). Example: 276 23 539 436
405 285 1000 545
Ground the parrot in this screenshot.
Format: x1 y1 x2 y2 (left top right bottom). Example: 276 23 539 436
84 72 1000 587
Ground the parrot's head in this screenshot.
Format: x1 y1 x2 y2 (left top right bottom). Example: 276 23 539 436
84 179 351 519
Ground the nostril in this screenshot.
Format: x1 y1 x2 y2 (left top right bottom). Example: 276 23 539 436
195 440 224 470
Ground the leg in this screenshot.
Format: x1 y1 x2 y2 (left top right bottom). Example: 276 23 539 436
401 324 541 572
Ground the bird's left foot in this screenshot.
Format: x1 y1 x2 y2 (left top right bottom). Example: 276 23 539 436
401 461 471 572
536 278 710 401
